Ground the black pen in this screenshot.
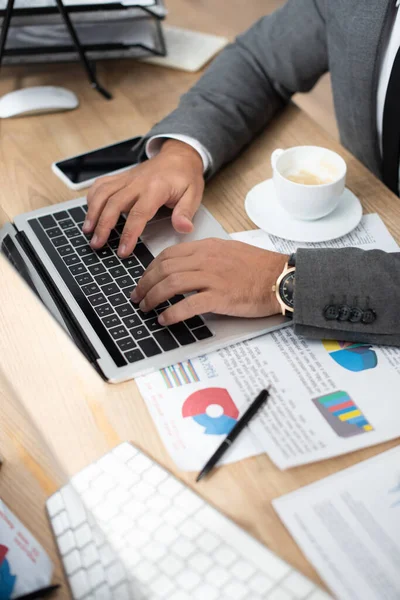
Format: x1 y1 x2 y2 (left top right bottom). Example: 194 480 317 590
196 388 270 482
14 584 61 600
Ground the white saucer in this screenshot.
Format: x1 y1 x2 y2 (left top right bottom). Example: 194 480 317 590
245 179 362 243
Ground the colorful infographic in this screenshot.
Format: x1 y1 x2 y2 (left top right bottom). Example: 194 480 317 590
161 360 200 389
182 387 239 435
312 391 373 437
0 545 16 600
322 341 378 372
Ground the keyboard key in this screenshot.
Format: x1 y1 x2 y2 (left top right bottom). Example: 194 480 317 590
131 326 150 341
108 229 120 242
88 293 107 307
122 288 133 299
168 323 196 346
137 309 157 321
170 295 185 304
58 245 74 257
153 329 179 351
155 301 170 310
96 247 113 259
83 254 100 266
109 326 129 340
101 283 119 296
117 337 136 351
69 263 86 276
52 235 68 248
121 256 139 268
102 314 121 328
122 314 141 329
138 338 162 357
193 326 213 340
109 266 127 279
125 349 144 363
185 316 204 329
82 283 100 296
116 304 135 317
69 206 86 223
108 238 120 250
109 293 127 307
39 215 57 229
77 246 93 257
63 254 80 266
70 236 87 248
59 218 75 230
88 264 106 276
54 211 69 221
103 256 119 269
95 304 113 317
115 275 134 289
46 226 62 238
95 273 112 286
146 317 164 332
65 227 81 239
76 273 93 286
135 243 154 268
127 265 144 279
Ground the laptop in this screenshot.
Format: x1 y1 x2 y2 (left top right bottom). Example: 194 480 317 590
0 198 290 382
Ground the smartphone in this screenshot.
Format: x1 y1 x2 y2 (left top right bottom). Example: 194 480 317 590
51 136 145 191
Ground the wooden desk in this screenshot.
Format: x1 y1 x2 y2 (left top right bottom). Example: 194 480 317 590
1 2 400 598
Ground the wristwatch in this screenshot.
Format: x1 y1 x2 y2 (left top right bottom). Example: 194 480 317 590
272 253 296 318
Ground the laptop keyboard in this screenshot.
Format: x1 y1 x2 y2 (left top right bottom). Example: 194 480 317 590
28 205 213 367
47 443 332 600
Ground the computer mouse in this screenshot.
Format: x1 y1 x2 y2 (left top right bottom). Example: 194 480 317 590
0 86 79 118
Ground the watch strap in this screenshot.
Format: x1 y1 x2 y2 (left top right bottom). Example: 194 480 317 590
288 253 296 268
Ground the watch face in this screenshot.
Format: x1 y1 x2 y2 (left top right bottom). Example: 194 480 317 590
279 271 295 309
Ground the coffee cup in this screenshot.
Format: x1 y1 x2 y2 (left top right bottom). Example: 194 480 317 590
271 146 347 221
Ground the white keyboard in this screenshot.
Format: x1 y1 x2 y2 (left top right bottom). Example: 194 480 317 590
142 25 229 72
47 443 332 600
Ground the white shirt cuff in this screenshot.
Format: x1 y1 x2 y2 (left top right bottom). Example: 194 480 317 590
145 134 212 175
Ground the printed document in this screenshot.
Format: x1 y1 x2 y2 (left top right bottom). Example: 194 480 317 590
273 446 400 600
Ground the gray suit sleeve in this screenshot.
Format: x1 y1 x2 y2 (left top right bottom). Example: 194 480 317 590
294 248 400 346
139 0 328 175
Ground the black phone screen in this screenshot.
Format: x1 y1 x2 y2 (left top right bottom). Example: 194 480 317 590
55 136 144 184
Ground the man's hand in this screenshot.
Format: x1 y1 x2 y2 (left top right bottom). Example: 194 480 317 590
84 139 204 258
132 239 289 325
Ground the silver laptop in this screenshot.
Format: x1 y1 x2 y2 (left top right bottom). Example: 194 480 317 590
0 198 289 382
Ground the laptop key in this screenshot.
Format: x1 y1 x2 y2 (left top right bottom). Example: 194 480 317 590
102 315 121 328
146 317 164 332
103 256 119 269
63 254 80 266
88 293 107 307
138 338 162 357
52 235 68 248
193 326 213 340
54 211 69 221
108 238 120 250
76 273 93 286
168 323 196 346
109 266 127 279
94 273 112 286
65 227 80 239
83 255 100 266
109 293 126 307
127 265 144 279
153 329 179 351
137 309 157 321
81 283 100 296
77 246 93 257
121 256 139 269
185 316 204 329
88 263 106 275
70 236 87 248
95 304 113 317
58 245 74 257
108 229 120 242
115 304 135 317
96 247 113 259
69 206 86 223
122 314 141 329
169 295 185 304
115 275 134 289
46 226 62 238
125 349 144 363
117 338 136 352
109 326 129 340
39 215 57 229
101 283 119 296
155 301 170 310
59 219 74 230
131 326 150 341
69 263 86 276
134 243 154 268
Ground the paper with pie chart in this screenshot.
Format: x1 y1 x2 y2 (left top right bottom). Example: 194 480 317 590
136 216 400 470
0 500 53 599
